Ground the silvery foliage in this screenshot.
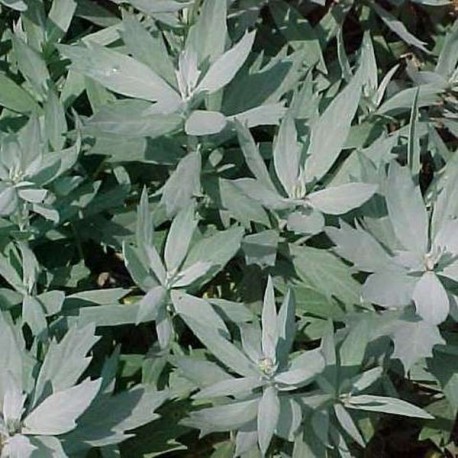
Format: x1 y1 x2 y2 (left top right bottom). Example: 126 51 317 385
0 0 456 456
327 161 458 326
180 278 325 456
0 241 64 338
0 0 26 11
0 314 167 457
179 281 432 457
58 0 285 138
231 37 380 239
123 188 243 348
0 117 79 225
294 320 432 455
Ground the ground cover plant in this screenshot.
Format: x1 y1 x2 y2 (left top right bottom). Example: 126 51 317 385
0 0 456 456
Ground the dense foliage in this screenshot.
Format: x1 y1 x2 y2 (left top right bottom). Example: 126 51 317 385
0 0 456 456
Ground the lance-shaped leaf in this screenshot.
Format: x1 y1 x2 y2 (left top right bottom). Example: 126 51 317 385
136 188 154 249
385 162 428 255
362 269 418 307
65 386 168 448
326 221 392 272
185 0 227 65
391 315 445 372
121 13 176 86
345 394 433 419
183 322 256 378
286 349 325 387
181 225 244 283
311 409 330 447
0 184 19 216
123 243 160 292
172 261 213 288
274 367 320 388
86 100 182 137
229 103 286 128
0 72 39 114
276 289 296 365
156 307 173 350
58 43 181 109
339 319 370 374
23 378 102 435
273 115 302 197
261 277 279 361
164 204 197 273
185 110 227 136
0 313 23 401
305 68 363 183
174 358 230 388
349 367 383 395
407 88 421 174
291 245 361 306
218 177 270 228
412 271 449 325
307 183 377 215
233 178 290 210
372 3 429 53
11 35 50 100
160 150 201 218
235 121 276 192
46 0 77 45
334 404 365 447
136 285 167 324
32 324 100 408
3 374 25 427
257 386 280 455
194 376 264 400
196 31 256 94
435 20 458 78
240 323 262 363
171 291 229 340
235 421 258 456
375 63 400 107
183 399 259 435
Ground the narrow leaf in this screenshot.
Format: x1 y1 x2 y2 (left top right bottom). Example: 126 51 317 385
273 115 301 197
305 70 362 182
307 183 377 215
185 110 227 136
197 32 256 94
385 162 428 255
412 271 449 325
261 277 278 361
58 43 181 109
234 120 275 191
257 386 280 455
194 376 264 400
24 379 101 435
164 204 197 273
346 394 433 419
326 221 392 272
